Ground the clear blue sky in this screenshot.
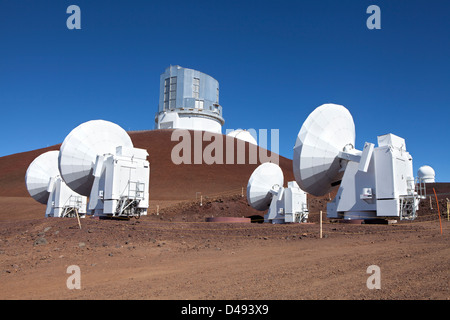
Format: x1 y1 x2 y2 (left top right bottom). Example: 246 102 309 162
0 0 449 181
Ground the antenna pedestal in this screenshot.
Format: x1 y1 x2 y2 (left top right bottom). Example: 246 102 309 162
46 177 87 218
264 181 309 224
327 134 420 220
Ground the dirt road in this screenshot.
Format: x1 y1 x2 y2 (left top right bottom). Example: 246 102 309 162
1 214 448 300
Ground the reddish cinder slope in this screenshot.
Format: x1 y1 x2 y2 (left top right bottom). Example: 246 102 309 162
0 145 61 198
1 129 448 223
0 129 295 220
129 129 294 200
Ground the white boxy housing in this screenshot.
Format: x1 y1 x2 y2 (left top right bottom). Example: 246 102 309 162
59 120 150 218
89 146 150 217
293 104 424 221
25 151 87 218
326 134 420 220
247 163 309 224
265 181 309 224
45 175 87 218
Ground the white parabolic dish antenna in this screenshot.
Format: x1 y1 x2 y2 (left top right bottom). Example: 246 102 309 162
247 162 284 211
58 120 134 196
25 151 61 204
293 103 356 196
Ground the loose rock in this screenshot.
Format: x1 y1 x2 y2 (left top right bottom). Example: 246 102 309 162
33 238 47 246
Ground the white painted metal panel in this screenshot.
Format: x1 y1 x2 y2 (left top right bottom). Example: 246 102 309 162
376 199 400 217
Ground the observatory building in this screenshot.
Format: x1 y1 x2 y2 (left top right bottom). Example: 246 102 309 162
227 129 258 145
154 65 224 134
417 165 436 183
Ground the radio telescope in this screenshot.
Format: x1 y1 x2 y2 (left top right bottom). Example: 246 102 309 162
293 103 424 220
58 120 150 218
25 151 87 218
247 162 308 224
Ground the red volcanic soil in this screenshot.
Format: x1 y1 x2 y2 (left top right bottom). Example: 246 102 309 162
0 129 448 223
0 129 449 301
0 129 296 221
0 145 61 199
129 129 295 201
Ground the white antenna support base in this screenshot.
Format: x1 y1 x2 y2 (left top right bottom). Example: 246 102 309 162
358 143 375 172
338 150 362 163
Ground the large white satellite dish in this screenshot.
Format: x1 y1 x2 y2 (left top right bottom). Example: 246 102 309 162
293 103 356 197
58 120 134 197
247 162 284 211
58 119 150 218
26 151 61 204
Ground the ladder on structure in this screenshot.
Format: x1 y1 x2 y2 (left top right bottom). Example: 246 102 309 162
62 196 84 218
399 177 425 220
115 181 146 217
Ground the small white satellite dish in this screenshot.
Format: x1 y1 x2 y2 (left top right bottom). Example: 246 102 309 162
293 103 356 197
247 162 284 211
25 151 87 217
247 162 309 223
58 120 134 197
26 151 61 204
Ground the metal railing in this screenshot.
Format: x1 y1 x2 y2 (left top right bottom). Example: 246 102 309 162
61 195 85 218
114 180 147 217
